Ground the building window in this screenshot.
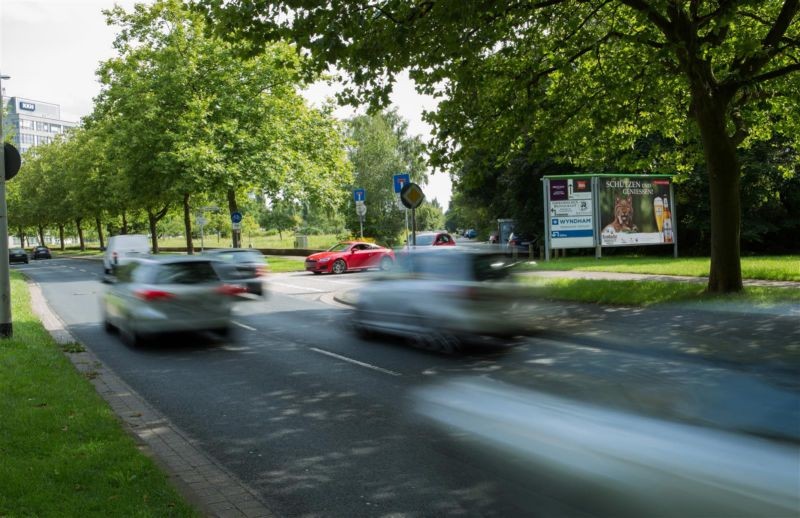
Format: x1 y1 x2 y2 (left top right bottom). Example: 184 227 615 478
20 133 35 145
50 124 61 133
35 121 49 132
20 119 35 130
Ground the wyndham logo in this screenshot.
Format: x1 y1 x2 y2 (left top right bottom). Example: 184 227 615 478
19 102 35 111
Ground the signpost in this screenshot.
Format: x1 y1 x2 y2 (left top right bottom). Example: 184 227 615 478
393 173 411 245
355 202 366 239
196 206 219 253
400 182 425 246
0 73 12 338
353 188 365 202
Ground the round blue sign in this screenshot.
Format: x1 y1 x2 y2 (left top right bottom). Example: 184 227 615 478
231 211 243 223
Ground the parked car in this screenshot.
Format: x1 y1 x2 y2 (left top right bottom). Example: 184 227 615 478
305 241 395 275
32 246 52 260
351 249 528 352
101 256 245 346
202 248 268 296
103 234 150 274
408 231 456 247
464 229 478 239
507 232 537 251
489 232 499 244
9 248 28 264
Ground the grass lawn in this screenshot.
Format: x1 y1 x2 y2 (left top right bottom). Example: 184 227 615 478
0 272 197 517
266 256 306 273
517 276 800 307
520 255 800 282
159 234 339 250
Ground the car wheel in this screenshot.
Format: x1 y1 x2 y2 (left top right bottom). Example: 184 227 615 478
379 256 393 271
103 318 115 334
312 271 322 275
332 259 347 274
120 322 142 347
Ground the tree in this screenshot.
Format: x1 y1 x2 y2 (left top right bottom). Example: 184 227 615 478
343 110 426 245
199 0 800 293
414 199 446 231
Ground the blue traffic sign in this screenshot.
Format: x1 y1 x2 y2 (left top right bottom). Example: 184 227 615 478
393 173 410 194
231 211 243 223
353 188 366 202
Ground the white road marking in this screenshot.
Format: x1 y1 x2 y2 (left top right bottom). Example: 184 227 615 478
270 281 325 293
309 347 402 377
232 320 257 331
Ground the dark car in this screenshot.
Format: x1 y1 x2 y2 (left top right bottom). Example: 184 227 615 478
32 246 52 260
202 248 268 296
508 232 537 250
9 248 29 264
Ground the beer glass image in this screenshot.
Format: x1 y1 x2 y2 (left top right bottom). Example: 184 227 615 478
653 196 665 238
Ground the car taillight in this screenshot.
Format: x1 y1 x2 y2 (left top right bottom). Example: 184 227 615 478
134 289 174 301
255 265 268 277
216 284 247 296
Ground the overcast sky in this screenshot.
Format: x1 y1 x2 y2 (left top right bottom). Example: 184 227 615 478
1 0 452 208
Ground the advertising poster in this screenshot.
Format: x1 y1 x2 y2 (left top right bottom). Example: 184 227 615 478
549 177 594 248
599 177 673 247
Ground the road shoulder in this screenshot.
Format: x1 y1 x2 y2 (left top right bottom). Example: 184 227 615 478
27 279 274 518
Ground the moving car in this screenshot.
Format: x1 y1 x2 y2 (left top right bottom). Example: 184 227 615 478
507 232 536 251
305 241 395 274
351 249 527 352
202 248 268 296
408 231 456 247
103 234 150 274
101 256 244 346
9 248 28 264
464 229 477 239
32 246 52 260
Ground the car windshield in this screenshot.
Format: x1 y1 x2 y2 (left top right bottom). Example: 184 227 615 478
327 243 352 252
412 234 435 246
231 251 264 263
154 261 220 284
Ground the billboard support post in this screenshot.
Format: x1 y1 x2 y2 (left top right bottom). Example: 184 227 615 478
542 178 551 261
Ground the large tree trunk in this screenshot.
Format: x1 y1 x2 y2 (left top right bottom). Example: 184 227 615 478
18 227 25 248
183 193 194 254
95 217 105 250
121 211 128 235
227 189 240 248
58 224 65 250
75 218 85 251
148 211 160 254
38 225 45 247
692 93 743 293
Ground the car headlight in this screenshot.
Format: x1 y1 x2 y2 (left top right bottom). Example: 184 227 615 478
318 257 331 263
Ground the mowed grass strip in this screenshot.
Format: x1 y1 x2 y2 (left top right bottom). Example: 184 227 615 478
266 256 306 273
0 272 197 517
521 255 800 282
519 277 800 306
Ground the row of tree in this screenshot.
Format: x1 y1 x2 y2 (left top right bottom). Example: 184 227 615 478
6 0 444 251
197 0 800 293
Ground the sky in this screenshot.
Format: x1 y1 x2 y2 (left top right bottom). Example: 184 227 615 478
1 0 452 209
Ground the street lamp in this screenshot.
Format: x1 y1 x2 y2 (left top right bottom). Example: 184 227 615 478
0 73 12 338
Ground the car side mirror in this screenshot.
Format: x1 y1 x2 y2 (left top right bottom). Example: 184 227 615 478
351 249 356 253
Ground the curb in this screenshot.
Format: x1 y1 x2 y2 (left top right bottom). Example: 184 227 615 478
27 280 274 518
332 289 357 307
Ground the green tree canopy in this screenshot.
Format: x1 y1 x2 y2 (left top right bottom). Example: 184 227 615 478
198 0 800 292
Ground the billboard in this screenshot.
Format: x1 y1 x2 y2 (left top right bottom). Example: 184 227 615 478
548 177 594 248
599 177 673 247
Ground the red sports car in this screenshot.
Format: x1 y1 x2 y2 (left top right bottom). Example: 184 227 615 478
305 242 395 274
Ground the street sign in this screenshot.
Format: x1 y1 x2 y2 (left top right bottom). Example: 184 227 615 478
353 188 366 202
231 211 243 223
400 182 425 209
393 173 410 194
4 143 21 181
196 215 207 226
232 222 242 230
356 203 367 216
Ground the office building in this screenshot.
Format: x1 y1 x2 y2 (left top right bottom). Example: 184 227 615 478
3 96 77 154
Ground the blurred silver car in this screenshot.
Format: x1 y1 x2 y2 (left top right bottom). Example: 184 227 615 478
202 248 268 296
352 249 527 351
101 256 245 346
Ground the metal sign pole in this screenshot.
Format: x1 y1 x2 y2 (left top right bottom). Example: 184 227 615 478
0 73 12 338
543 178 551 262
411 209 416 245
359 215 364 239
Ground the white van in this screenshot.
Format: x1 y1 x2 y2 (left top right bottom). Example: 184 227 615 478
103 234 150 274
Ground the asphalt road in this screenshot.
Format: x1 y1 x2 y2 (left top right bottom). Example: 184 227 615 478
15 258 800 517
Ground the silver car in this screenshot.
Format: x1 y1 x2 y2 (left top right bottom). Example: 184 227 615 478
101 256 244 346
352 249 528 352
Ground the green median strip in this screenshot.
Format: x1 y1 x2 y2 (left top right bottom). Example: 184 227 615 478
0 272 197 517
266 256 306 273
519 277 800 307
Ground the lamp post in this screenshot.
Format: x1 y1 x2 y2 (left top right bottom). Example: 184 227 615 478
0 73 13 338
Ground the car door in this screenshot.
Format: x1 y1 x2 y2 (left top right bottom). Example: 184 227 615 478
348 244 371 269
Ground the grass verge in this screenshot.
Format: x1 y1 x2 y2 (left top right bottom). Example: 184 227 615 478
266 256 306 273
519 255 800 282
0 272 197 517
518 276 800 306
